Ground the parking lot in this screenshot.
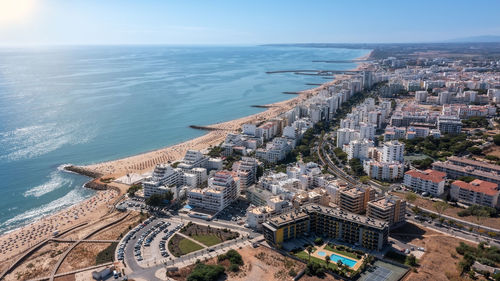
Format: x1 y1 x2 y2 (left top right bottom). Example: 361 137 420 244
214 199 250 224
116 216 183 270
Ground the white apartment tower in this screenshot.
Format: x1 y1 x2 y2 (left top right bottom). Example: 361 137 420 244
382 140 405 163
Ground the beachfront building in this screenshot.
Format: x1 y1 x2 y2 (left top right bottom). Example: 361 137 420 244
187 170 239 212
339 186 376 214
450 179 500 208
367 197 406 227
403 169 446 196
262 204 389 251
178 150 209 171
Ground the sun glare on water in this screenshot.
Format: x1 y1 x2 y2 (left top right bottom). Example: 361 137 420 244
0 0 37 26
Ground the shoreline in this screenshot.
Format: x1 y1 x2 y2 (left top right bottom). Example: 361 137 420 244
74 50 373 179
0 49 372 265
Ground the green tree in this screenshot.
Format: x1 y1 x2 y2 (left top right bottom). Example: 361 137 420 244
306 246 313 262
494 134 500 146
405 254 418 266
325 255 331 267
433 201 449 221
405 193 417 204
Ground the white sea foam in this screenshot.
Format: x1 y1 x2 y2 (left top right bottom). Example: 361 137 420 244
23 170 73 197
0 188 89 234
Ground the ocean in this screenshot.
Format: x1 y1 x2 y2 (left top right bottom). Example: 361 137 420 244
0 45 369 234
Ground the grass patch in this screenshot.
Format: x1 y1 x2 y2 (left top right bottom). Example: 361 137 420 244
178 237 204 254
294 251 338 271
324 244 359 259
95 242 118 265
191 234 222 247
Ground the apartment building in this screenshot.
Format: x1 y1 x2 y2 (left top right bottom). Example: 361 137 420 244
367 197 406 227
382 140 405 163
364 161 404 181
450 179 500 208
187 171 239 213
262 204 389 251
339 186 376 214
232 157 259 192
432 161 500 186
403 169 446 196
437 115 462 135
446 156 500 174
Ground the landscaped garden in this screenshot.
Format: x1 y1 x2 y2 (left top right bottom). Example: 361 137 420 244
180 222 239 247
291 240 373 279
168 234 205 257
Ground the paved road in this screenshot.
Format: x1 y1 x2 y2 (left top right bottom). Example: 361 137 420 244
404 210 500 247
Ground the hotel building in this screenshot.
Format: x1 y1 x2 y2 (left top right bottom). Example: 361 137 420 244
262 204 389 251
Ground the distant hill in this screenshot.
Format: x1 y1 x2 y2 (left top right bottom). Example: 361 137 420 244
445 35 500 43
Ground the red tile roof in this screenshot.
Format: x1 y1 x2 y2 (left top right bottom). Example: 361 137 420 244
451 179 499 196
405 169 446 183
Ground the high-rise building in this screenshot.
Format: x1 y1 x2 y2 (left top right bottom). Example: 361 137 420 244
232 157 259 192
339 186 376 214
336 128 359 148
382 140 405 163
437 116 462 135
359 122 376 140
347 139 374 160
367 197 406 227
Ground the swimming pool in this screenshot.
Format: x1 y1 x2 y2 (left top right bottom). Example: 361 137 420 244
316 251 358 268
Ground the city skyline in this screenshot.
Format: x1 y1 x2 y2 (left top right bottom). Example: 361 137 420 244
0 0 500 46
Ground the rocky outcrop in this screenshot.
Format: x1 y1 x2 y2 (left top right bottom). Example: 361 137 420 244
64 165 103 178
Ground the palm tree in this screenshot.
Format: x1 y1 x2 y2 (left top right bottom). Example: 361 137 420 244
306 246 313 262
325 255 331 268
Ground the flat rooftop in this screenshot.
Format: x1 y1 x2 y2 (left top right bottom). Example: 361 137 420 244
304 204 388 230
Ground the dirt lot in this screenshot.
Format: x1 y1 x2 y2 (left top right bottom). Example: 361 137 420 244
4 242 71 281
391 191 500 229
391 223 475 281
58 242 112 273
483 144 500 158
168 245 309 281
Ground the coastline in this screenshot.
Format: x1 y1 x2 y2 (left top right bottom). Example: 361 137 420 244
0 49 372 266
74 50 373 179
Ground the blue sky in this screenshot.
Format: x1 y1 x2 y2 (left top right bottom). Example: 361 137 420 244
1 0 499 45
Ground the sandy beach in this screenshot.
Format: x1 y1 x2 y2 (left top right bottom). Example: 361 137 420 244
79 59 371 179
0 52 372 269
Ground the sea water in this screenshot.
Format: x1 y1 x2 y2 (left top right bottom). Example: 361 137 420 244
0 45 369 234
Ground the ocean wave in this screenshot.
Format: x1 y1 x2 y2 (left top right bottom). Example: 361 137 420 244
0 122 96 162
0 188 91 234
23 170 73 197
